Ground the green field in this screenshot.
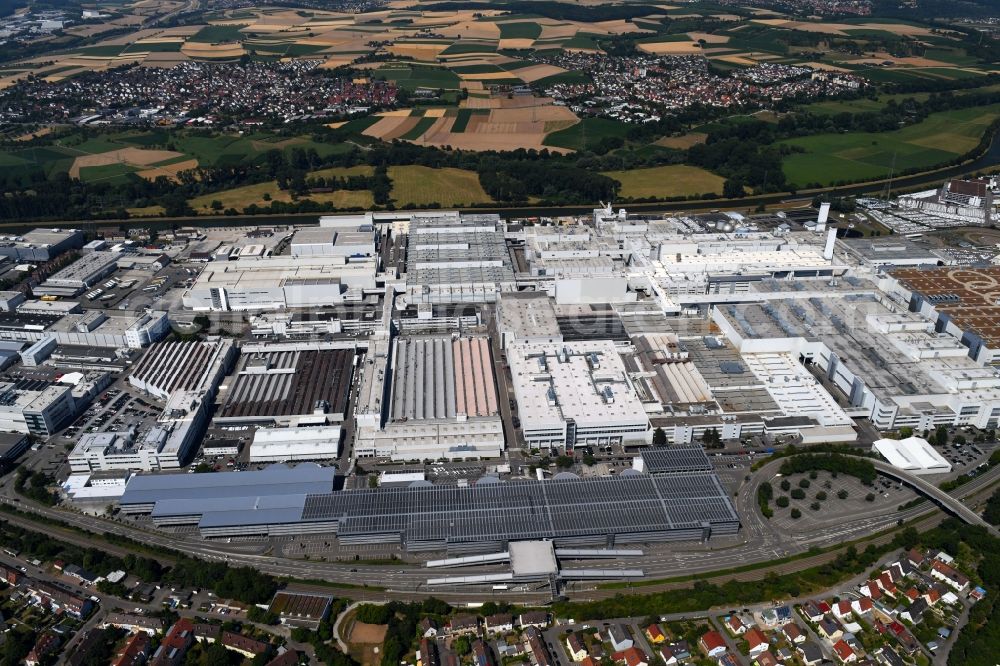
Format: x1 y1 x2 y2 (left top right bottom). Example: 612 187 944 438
803 98 887 115
78 163 140 184
543 118 630 151
452 109 488 133
781 104 1000 186
440 41 498 55
387 165 493 207
499 22 542 40
377 65 462 90
190 24 247 43
602 165 726 199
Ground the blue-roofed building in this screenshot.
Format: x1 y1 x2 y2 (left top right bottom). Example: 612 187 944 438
118 463 334 516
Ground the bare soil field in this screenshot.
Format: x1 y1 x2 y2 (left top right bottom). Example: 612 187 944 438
638 41 702 55
68 147 187 179
136 158 199 182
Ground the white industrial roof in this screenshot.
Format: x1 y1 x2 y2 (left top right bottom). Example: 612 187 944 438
872 437 952 474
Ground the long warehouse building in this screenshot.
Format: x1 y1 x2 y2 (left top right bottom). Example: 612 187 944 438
118 466 740 551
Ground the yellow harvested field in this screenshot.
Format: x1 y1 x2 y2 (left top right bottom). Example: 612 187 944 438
326 121 348 129
654 132 708 149
638 41 702 55
712 54 760 65
499 38 535 49
513 63 568 83
68 148 187 179
142 53 190 67
590 19 650 34
14 127 53 141
319 55 358 69
490 105 577 123
438 21 501 39
752 18 933 36
711 14 743 20
423 108 448 118
364 116 411 139
539 24 579 39
137 158 199 182
388 43 448 60
800 61 850 72
135 36 186 44
181 43 245 58
190 181 292 212
688 31 729 43
377 109 415 117
462 95 556 109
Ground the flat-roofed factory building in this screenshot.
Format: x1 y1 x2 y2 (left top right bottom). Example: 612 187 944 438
508 340 650 449
118 464 740 551
355 335 504 461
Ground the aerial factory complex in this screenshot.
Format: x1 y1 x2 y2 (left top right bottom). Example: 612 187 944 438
1 184 1000 665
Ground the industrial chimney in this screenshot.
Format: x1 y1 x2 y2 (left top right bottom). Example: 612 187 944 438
823 227 837 261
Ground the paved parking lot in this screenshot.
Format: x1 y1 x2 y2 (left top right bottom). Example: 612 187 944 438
770 471 916 533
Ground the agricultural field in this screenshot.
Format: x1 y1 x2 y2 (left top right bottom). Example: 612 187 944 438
602 165 726 199
363 95 581 152
0 129 356 184
780 104 1000 186
543 118 631 152
387 165 493 207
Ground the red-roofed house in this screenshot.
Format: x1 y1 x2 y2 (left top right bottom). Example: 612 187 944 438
645 625 666 644
745 628 768 657
832 600 852 620
931 561 970 592
923 588 941 606
907 549 924 568
612 647 648 666
832 640 856 664
727 616 746 635
754 651 779 666
114 633 152 666
878 572 897 597
699 631 727 658
151 619 195 666
861 581 882 600
851 597 873 616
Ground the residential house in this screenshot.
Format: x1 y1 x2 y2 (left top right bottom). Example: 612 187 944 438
900 598 928 624
645 624 666 644
970 586 987 602
861 581 883 601
726 615 746 635
580 658 598 666
833 640 857 664
781 623 805 645
817 617 844 642
903 587 919 601
113 631 152 666
905 549 924 568
886 622 920 655
102 612 163 635
717 654 740 666
151 618 196 666
27 581 92 618
932 550 955 565
613 647 649 666
851 597 875 615
832 600 853 621
485 614 514 635
566 633 588 661
472 640 496 666
524 627 554 666
745 628 769 657
877 572 897 597
421 618 440 638
667 641 691 661
266 650 300 666
797 642 824 666
922 587 942 606
25 633 60 666
519 611 549 629
221 631 269 659
606 625 633 652
754 651 779 666
774 606 792 624
193 624 221 644
449 615 480 636
419 637 439 666
930 561 970 592
699 630 727 658
800 601 824 622
876 646 907 666
658 645 677 666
